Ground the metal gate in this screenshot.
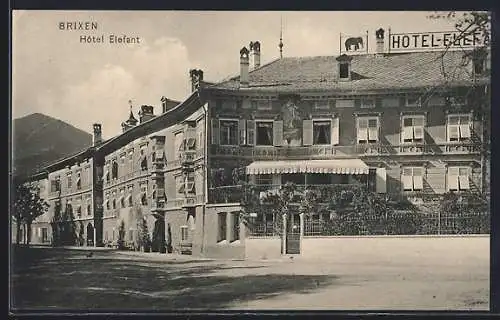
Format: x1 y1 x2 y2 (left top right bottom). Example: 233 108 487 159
286 214 301 254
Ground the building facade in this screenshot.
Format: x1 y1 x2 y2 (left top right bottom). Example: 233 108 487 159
19 31 490 258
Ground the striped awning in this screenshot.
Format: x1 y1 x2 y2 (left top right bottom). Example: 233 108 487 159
246 159 370 175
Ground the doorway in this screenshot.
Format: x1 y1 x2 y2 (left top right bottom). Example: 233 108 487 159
285 213 301 254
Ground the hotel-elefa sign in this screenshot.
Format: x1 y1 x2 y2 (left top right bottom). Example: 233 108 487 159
389 30 490 52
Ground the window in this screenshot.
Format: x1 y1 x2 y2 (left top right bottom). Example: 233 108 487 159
313 121 331 145
105 196 110 210
112 199 116 209
219 120 239 145
128 195 133 207
41 228 48 243
140 157 148 171
255 100 272 110
105 171 110 182
402 167 424 191
51 178 61 192
255 174 273 185
446 95 467 106
218 212 227 242
405 96 421 107
87 199 91 216
186 173 195 194
256 121 273 146
339 63 349 79
174 132 184 159
177 176 185 194
180 226 189 241
360 99 375 108
111 161 118 179
76 206 82 217
140 184 148 205
185 137 196 150
401 116 425 143
315 100 330 110
67 174 73 189
231 212 240 241
357 117 379 143
76 172 81 190
447 115 471 142
120 197 125 208
448 167 470 191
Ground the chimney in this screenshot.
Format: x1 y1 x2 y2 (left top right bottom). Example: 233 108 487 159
375 28 385 54
189 69 203 92
240 46 250 87
249 41 261 70
93 123 102 146
138 105 155 123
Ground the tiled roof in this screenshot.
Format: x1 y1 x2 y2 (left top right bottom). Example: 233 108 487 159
210 50 488 92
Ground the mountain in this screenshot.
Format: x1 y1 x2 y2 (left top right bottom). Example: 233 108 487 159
12 113 93 177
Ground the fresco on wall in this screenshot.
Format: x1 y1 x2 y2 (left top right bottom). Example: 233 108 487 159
282 99 303 146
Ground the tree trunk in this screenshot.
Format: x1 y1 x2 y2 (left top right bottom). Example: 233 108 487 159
16 221 21 245
26 222 32 246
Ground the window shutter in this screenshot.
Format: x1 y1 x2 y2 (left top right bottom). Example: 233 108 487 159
402 126 413 142
246 120 255 145
413 126 424 140
303 119 313 146
239 119 246 145
448 126 459 141
459 175 470 190
331 118 339 145
413 175 423 190
368 127 378 142
448 167 459 190
460 124 471 139
211 119 219 145
402 175 413 191
273 120 283 146
358 128 368 142
375 168 387 193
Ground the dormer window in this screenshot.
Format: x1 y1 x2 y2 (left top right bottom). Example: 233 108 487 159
336 54 353 81
405 95 421 107
339 64 349 79
471 48 489 75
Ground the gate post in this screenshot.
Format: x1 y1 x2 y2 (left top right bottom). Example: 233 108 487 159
281 213 287 255
299 213 304 256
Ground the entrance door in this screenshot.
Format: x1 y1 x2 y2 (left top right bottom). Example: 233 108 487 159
285 214 301 254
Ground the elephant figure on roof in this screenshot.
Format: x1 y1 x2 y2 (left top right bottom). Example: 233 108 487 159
345 37 364 51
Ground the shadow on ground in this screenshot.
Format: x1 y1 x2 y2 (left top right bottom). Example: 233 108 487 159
11 246 337 310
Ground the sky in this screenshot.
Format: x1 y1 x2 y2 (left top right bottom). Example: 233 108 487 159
12 11 464 139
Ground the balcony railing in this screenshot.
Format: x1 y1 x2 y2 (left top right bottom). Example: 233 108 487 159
180 149 197 164
210 142 482 159
208 184 367 205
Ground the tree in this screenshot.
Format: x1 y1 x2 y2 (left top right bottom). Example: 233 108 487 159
117 220 126 250
12 182 49 245
134 204 151 252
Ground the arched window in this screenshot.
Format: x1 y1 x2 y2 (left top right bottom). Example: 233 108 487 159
87 204 92 216
112 199 116 209
141 193 147 205
111 161 118 179
120 197 125 208
128 195 133 207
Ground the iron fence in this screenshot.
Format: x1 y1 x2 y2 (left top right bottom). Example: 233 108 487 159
302 209 490 236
